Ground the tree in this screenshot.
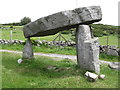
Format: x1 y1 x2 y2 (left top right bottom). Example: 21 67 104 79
20 17 31 25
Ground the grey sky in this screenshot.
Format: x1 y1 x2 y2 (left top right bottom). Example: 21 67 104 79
0 0 119 26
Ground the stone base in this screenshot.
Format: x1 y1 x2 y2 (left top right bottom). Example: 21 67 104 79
22 38 34 60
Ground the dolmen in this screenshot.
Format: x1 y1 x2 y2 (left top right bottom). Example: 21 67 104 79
22 6 102 74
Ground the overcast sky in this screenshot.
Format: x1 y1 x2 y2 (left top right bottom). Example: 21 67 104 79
0 0 119 26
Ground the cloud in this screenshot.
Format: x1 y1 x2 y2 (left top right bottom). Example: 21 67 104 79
0 0 119 26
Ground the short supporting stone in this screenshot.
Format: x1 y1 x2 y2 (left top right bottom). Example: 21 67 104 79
76 25 100 74
22 38 34 60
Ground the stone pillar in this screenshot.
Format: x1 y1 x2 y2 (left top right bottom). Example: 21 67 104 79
22 38 34 60
76 25 100 74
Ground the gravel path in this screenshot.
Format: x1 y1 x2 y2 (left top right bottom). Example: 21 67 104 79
0 49 76 59
0 49 114 64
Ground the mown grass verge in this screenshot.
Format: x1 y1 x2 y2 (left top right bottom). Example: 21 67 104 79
0 44 119 62
2 52 119 88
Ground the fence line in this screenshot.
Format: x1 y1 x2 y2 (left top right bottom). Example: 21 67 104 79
0 27 118 47
0 28 25 41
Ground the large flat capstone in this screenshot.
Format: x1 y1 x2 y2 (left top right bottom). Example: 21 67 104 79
23 6 102 38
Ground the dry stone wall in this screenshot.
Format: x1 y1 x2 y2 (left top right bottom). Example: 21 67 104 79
0 39 119 56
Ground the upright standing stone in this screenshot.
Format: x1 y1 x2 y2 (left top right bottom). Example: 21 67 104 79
22 38 34 60
76 25 100 74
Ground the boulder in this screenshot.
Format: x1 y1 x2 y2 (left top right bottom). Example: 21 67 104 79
107 49 119 56
117 49 120 56
109 45 117 50
108 62 120 70
98 74 105 79
85 71 98 82
23 6 102 38
17 59 23 64
47 66 57 70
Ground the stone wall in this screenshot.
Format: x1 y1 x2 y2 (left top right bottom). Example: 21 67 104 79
0 39 24 44
0 39 75 46
0 39 119 56
99 45 120 56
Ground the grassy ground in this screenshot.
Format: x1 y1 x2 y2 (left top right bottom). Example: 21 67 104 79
2 52 119 88
0 26 25 40
0 55 1 89
0 29 72 41
0 26 71 41
0 27 1 89
0 26 118 46
0 44 119 62
99 35 118 46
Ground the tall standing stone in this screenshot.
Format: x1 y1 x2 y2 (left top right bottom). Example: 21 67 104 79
22 38 34 60
76 25 100 74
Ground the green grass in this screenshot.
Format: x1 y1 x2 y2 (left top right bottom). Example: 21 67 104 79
2 52 119 88
0 44 119 62
0 28 1 89
0 26 25 40
0 44 76 55
0 51 1 89
99 35 118 46
0 26 71 41
99 53 119 62
0 26 118 46
0 29 71 41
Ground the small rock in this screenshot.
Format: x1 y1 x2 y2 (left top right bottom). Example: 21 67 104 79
17 59 23 64
85 71 98 82
108 62 120 70
107 49 119 56
112 62 119 65
98 74 105 79
47 66 57 70
109 45 117 50
37 44 40 46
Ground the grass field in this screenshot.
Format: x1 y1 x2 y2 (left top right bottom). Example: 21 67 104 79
0 26 119 62
1 25 119 88
0 26 72 41
0 26 118 46
2 52 119 88
0 44 119 62
99 35 118 46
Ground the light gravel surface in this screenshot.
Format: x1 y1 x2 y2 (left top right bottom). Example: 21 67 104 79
0 49 116 64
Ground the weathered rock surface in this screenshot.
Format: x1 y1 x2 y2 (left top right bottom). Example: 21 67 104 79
108 62 120 70
22 38 34 60
17 58 23 64
107 49 119 56
47 66 57 70
76 25 100 74
85 71 98 82
98 74 105 79
23 6 102 38
99 45 119 56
